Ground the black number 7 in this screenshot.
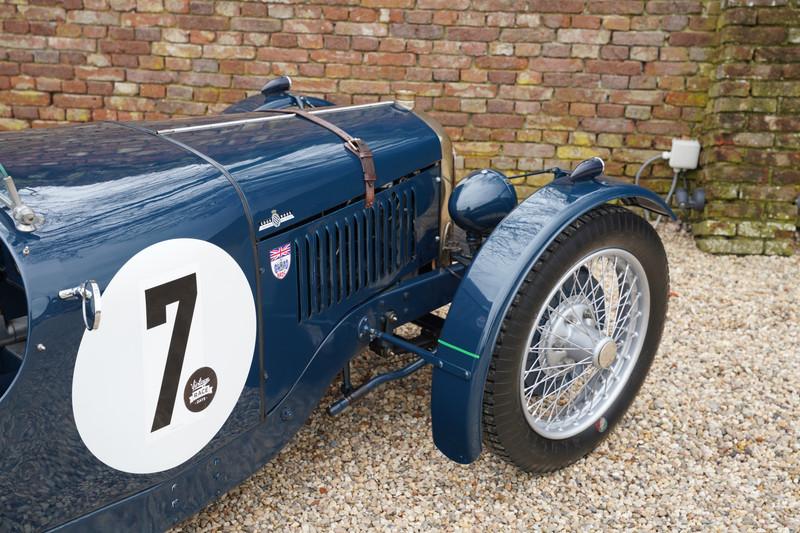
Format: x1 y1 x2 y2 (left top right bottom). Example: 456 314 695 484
145 273 198 432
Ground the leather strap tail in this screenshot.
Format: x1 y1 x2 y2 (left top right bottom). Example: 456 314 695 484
262 108 378 208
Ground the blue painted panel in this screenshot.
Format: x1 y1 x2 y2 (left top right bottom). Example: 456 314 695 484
430 176 674 464
162 103 441 240
0 123 262 530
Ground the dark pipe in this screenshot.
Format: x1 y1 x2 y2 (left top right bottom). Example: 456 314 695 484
328 358 427 416
341 362 353 395
0 315 26 347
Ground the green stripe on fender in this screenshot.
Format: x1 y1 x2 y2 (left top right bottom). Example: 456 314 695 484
438 339 480 360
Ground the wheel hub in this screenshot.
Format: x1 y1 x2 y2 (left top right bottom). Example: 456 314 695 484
539 296 617 372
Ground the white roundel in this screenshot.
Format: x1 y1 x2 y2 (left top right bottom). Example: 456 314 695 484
72 238 257 474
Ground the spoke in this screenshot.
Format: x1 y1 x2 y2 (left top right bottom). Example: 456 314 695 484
527 358 587 403
531 361 594 418
525 356 592 378
541 368 582 423
613 294 641 341
524 359 582 394
524 355 592 375
611 280 639 339
528 373 577 415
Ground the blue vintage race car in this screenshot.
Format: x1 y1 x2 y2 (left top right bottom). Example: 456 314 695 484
0 78 673 531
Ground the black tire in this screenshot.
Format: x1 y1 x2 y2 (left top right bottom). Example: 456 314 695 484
482 205 669 473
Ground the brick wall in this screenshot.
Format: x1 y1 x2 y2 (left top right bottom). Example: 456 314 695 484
695 1 800 255
0 0 798 254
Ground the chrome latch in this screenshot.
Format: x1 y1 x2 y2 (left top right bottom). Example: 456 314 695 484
0 164 44 233
59 280 102 331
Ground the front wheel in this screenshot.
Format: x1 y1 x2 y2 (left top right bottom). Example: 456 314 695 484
482 205 669 472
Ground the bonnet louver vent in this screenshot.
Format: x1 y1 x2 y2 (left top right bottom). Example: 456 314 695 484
296 186 416 320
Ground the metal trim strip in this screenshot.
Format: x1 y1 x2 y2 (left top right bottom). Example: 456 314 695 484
156 101 396 135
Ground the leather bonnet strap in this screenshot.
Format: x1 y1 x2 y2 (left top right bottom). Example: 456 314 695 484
262 108 377 208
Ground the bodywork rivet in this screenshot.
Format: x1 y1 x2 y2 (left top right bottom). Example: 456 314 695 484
22 246 29 256
36 344 45 352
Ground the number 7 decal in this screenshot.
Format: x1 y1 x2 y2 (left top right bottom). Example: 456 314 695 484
145 273 198 432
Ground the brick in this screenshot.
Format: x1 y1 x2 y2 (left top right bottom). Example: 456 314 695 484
389 23 443 40
47 37 96 52
152 42 201 58
285 19 333 34
309 50 362 65
67 10 120 25
18 5 66 21
53 94 104 108
764 240 796 256
692 220 737 237
203 45 255 60
600 45 630 60
612 31 666 46
501 28 555 43
447 27 499 42
0 118 30 130
257 47 309 63
339 79 391 94
21 63 74 79
334 22 387 37
587 1 644 14
175 15 227 30
225 18 280 34
557 29 610 44
664 91 707 106
669 31 716 47
580 117 635 133
755 47 800 63
585 60 642 76
528 57 584 72
527 1 584 13
721 26 787 46
697 237 764 255
0 90 51 106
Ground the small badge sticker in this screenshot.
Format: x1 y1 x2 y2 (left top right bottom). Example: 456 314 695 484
259 209 295 231
183 366 218 413
269 243 292 280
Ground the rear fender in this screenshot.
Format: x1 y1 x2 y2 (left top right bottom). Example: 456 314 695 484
431 176 674 463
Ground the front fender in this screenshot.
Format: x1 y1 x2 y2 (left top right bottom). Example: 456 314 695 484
431 176 673 464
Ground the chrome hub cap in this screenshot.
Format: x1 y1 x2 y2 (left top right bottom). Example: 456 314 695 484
520 248 649 439
594 339 617 369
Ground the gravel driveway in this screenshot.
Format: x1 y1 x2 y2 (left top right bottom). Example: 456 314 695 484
174 226 799 531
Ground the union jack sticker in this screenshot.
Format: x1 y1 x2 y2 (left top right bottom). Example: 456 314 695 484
269 243 292 280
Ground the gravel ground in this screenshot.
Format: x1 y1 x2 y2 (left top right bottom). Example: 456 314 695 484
174 226 799 531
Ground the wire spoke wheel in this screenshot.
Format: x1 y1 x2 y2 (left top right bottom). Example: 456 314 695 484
520 249 649 439
482 206 668 473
